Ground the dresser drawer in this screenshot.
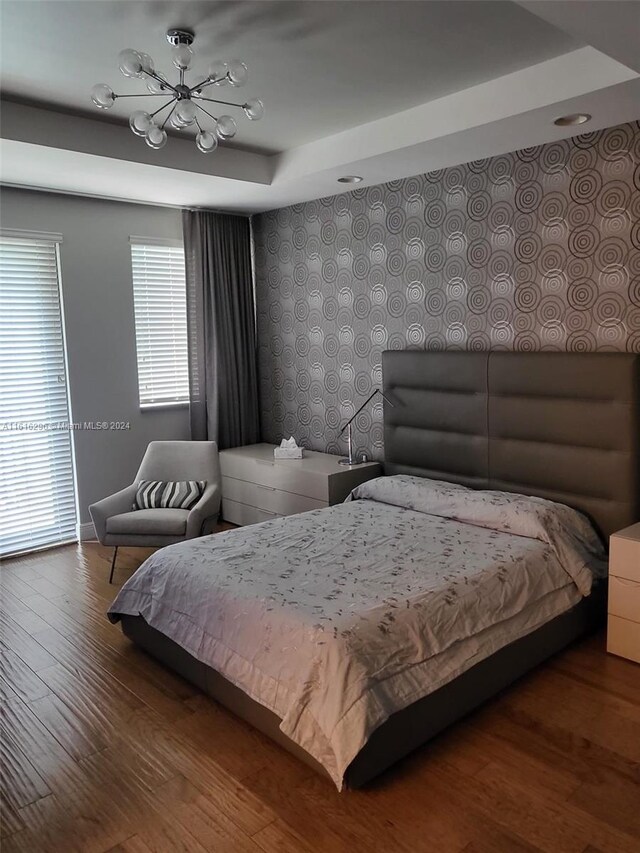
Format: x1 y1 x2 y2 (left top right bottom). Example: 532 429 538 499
221 498 282 527
220 455 329 502
609 534 640 583
607 615 640 664
222 476 326 516
608 575 640 623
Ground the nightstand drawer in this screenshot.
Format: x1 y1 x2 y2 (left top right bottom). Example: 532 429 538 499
219 444 381 527
608 575 640 623
222 476 326 516
221 455 329 501
607 615 640 664
609 534 640 583
221 498 282 527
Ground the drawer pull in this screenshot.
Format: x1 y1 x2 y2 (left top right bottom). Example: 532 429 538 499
256 484 276 492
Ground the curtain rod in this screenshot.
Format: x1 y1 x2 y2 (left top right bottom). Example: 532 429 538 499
184 207 252 219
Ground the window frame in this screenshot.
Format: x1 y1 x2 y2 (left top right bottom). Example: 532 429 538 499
129 236 190 410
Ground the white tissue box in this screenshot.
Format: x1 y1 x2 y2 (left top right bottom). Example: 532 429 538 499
274 446 303 459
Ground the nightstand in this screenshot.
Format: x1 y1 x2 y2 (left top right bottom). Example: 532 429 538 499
219 442 382 526
607 522 640 664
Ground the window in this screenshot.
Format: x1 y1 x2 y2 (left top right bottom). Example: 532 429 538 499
130 237 189 407
0 232 77 557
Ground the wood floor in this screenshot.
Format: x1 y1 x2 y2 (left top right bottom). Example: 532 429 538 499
1 542 640 853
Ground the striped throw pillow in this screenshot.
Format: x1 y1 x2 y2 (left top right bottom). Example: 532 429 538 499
133 480 206 511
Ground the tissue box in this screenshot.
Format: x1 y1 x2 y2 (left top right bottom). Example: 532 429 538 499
274 446 303 459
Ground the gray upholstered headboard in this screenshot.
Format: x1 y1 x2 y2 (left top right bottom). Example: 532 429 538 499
382 351 640 540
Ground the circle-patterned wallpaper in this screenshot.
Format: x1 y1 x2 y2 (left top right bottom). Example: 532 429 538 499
254 121 640 461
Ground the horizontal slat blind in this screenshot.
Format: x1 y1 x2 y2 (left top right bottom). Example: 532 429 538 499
0 235 77 556
130 240 189 406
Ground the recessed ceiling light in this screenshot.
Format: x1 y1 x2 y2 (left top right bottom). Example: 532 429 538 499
337 175 363 184
553 113 592 127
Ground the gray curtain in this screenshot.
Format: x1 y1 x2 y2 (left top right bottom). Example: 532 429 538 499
182 210 260 448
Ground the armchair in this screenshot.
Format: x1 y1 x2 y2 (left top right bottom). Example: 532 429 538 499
89 440 221 583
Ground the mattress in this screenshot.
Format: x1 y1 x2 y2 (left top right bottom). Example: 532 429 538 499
108 475 606 789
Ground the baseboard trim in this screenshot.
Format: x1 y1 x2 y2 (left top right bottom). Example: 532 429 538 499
77 521 97 542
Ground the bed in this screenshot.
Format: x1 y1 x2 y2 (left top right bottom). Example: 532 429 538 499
108 351 640 789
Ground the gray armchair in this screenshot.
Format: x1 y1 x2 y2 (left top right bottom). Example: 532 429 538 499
89 440 221 583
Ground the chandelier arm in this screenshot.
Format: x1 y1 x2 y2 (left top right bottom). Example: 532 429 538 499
113 93 173 98
160 102 178 130
192 95 244 109
193 102 219 123
188 74 229 94
150 98 178 119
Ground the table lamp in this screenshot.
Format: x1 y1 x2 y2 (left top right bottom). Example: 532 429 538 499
338 388 394 466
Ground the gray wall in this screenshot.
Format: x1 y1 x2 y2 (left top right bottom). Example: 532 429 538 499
254 120 640 462
1 187 190 526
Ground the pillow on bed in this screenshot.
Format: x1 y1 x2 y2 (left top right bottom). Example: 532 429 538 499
133 480 206 511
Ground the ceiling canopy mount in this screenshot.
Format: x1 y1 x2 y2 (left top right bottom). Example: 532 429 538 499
166 29 195 47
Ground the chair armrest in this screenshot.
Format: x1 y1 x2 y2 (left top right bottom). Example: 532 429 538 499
186 482 221 539
89 484 138 543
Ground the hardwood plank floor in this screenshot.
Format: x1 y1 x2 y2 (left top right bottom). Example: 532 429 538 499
1 540 639 853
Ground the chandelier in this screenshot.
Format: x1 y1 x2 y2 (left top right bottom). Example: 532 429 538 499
90 29 264 153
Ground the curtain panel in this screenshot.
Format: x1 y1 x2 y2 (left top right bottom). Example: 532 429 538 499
182 210 260 448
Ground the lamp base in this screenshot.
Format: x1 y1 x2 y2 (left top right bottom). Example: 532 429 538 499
338 457 363 466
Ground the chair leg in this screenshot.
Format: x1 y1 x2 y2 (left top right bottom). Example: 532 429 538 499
109 547 118 584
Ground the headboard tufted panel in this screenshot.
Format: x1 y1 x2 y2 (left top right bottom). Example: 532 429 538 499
383 351 640 540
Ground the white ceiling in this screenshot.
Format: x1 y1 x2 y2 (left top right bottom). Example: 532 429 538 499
1 1 639 213
0 0 581 153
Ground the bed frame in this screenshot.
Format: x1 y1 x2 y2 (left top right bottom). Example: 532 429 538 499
120 352 640 787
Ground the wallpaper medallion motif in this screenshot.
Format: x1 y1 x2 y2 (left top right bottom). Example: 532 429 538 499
254 121 640 461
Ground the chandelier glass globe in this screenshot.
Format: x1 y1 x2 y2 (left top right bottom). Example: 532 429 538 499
175 100 197 126
90 83 115 109
243 98 264 121
145 124 167 149
172 44 193 70
216 115 237 139
91 29 263 154
227 60 248 87
118 48 143 78
129 110 152 136
138 53 155 75
170 111 186 129
196 131 218 153
146 77 167 94
207 61 228 84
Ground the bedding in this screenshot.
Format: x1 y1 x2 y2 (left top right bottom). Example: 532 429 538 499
108 475 606 789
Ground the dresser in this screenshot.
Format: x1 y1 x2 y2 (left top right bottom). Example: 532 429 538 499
219 443 382 526
607 522 640 664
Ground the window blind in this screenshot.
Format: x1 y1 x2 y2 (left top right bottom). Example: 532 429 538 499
130 239 189 407
0 234 77 557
